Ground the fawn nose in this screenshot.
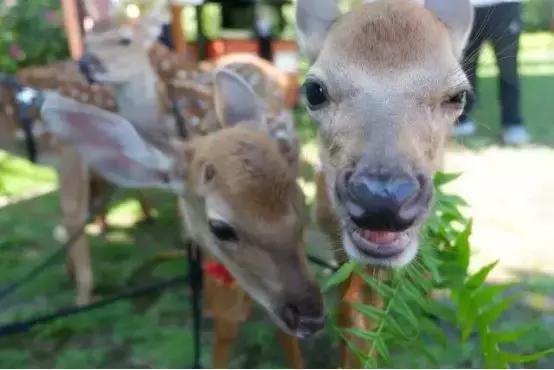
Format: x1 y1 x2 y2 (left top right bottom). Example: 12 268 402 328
338 169 428 231
78 53 106 84
280 284 324 338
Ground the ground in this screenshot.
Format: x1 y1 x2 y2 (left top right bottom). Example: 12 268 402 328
0 33 553 368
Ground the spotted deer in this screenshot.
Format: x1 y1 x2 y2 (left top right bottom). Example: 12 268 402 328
296 0 473 366
41 68 324 367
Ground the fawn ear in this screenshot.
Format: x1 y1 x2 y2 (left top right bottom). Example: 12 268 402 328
269 110 300 170
40 93 184 191
213 69 267 132
296 0 341 62
425 0 474 58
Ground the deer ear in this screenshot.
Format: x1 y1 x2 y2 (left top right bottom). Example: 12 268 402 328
213 69 267 132
425 0 474 58
296 0 341 62
40 93 184 192
269 111 300 170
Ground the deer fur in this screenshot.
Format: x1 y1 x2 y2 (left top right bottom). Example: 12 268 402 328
296 0 473 366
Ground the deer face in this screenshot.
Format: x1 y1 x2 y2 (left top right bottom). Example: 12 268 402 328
297 0 473 267
40 69 324 338
180 128 322 337
83 22 155 84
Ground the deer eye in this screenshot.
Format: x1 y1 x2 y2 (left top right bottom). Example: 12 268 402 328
303 78 329 110
118 37 132 46
444 90 468 108
208 220 238 242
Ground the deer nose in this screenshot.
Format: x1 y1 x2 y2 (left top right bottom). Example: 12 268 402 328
339 170 423 231
280 284 324 338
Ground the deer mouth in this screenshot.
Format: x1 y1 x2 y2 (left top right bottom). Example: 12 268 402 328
342 221 420 267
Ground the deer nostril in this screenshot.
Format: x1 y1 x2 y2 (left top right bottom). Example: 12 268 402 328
282 303 300 330
387 178 419 205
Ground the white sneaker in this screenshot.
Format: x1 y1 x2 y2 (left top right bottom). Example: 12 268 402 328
452 119 477 137
502 125 530 146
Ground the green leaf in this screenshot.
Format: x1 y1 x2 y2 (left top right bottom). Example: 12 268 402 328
454 221 473 271
342 327 379 341
479 294 521 327
373 337 391 362
352 302 385 321
322 260 355 292
488 325 535 343
466 261 498 289
434 172 462 187
471 283 510 305
501 349 554 364
391 295 420 331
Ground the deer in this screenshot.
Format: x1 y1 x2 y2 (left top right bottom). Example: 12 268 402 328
40 68 324 367
296 0 474 366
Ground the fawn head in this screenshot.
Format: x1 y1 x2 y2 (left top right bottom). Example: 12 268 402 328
41 69 324 338
80 0 165 84
297 0 473 266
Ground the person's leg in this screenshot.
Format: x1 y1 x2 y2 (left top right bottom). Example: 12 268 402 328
455 6 491 135
490 3 524 126
489 3 529 144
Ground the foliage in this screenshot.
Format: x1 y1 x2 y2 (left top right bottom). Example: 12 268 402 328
0 0 69 74
325 173 554 368
522 0 553 32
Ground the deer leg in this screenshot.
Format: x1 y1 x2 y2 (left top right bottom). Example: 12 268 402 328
277 331 304 369
212 317 240 368
338 271 385 368
137 191 154 222
89 174 111 234
58 146 92 306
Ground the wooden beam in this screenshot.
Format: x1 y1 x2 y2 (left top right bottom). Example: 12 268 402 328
61 0 84 60
170 4 186 53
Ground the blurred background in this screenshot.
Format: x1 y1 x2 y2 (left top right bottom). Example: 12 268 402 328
0 0 553 367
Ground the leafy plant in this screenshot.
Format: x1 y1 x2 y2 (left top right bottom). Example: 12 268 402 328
325 172 554 368
0 0 68 74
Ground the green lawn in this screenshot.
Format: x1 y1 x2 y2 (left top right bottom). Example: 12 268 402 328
1 32 553 368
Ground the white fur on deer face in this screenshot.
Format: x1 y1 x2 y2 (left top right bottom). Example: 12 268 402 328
40 70 324 338
83 19 165 146
297 0 473 267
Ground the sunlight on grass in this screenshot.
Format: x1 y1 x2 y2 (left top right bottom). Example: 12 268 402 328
105 230 134 245
106 199 146 228
523 292 554 312
0 150 56 198
478 32 554 77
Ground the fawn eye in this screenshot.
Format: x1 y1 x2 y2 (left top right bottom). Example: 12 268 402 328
118 37 132 46
208 220 239 242
303 78 329 110
445 90 468 108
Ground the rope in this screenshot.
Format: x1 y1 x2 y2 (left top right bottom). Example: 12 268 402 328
187 240 204 369
0 274 189 337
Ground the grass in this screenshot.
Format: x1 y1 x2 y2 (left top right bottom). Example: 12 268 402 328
1 32 553 368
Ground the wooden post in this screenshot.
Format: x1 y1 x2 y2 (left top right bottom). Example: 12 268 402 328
60 0 84 60
170 4 187 53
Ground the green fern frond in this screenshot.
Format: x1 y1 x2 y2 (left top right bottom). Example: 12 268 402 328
323 172 553 368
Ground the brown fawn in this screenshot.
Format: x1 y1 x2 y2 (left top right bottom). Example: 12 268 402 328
296 0 474 366
41 68 324 367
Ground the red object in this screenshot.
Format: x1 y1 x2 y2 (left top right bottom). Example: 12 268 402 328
203 261 235 285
